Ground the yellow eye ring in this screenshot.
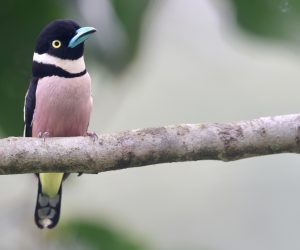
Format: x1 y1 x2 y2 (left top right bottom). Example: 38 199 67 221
52 40 61 48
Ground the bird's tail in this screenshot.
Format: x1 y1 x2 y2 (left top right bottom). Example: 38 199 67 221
34 178 62 229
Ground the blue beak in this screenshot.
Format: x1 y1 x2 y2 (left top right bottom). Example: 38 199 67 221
68 27 96 48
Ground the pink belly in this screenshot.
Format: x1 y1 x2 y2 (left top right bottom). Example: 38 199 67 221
33 108 90 137
32 74 92 137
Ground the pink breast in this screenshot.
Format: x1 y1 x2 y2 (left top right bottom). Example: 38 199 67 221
32 73 92 137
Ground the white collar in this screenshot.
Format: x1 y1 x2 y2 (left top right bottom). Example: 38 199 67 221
33 53 85 74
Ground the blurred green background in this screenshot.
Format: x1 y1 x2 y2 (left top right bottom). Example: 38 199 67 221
1 0 300 249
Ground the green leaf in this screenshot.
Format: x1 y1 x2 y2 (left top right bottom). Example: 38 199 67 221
55 219 147 250
230 0 300 41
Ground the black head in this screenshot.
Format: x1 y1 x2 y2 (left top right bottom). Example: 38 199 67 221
35 19 95 60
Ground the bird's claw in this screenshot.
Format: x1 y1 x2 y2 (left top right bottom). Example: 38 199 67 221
38 132 50 142
85 131 98 142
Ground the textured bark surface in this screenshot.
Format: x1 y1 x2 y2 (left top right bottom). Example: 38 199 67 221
0 114 300 175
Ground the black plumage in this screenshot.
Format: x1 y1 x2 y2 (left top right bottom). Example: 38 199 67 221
35 19 84 60
24 77 38 137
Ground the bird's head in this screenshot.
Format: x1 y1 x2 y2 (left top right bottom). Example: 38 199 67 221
35 20 96 60
32 19 96 77
34 19 96 60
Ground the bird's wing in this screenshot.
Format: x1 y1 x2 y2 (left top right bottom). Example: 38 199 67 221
24 77 39 137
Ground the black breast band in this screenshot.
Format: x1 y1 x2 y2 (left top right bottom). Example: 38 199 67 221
32 62 86 78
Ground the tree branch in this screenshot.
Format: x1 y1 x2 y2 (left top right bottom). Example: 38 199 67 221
1 114 300 175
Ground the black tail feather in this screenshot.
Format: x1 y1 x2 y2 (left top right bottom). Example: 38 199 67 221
34 178 62 229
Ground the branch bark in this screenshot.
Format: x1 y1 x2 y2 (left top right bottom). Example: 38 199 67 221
1 114 300 175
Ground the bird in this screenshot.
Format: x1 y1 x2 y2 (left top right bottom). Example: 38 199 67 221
24 19 96 229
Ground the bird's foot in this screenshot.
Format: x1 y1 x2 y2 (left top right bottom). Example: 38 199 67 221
38 132 50 142
85 131 98 142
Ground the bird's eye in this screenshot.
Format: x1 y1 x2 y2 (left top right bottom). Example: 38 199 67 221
52 40 61 48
